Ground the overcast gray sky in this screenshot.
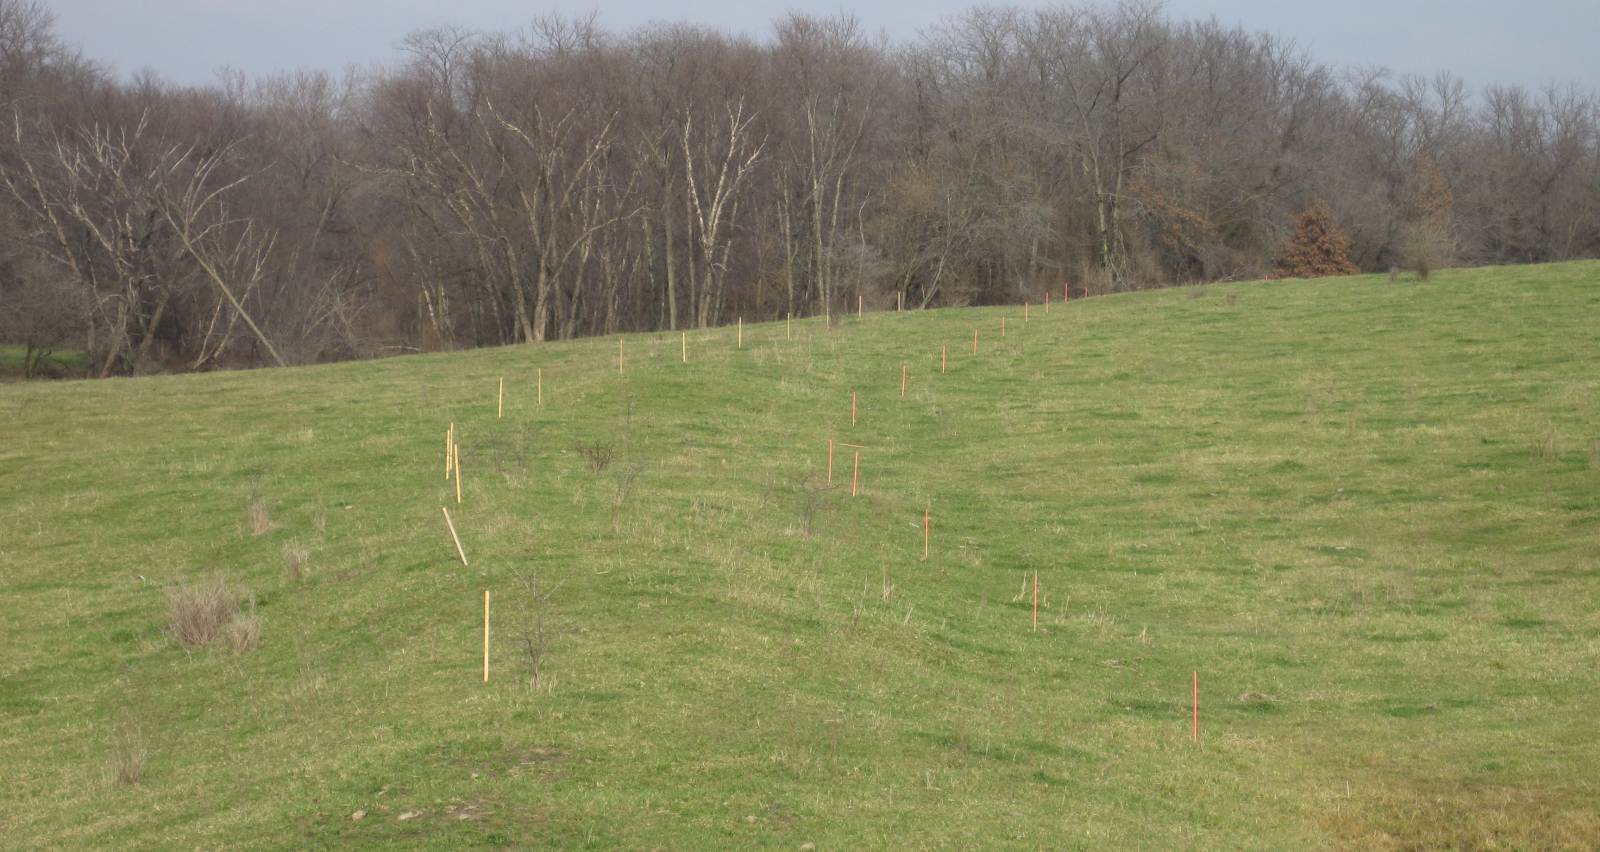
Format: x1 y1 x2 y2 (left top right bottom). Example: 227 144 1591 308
46 0 1600 93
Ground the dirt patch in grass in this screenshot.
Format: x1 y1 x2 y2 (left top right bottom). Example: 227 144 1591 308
445 801 492 821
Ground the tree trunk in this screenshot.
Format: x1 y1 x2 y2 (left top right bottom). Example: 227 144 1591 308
131 288 171 370
663 196 678 330
780 175 796 317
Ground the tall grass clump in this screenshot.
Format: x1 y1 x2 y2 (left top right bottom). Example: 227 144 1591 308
246 496 273 535
283 543 309 581
166 577 259 651
109 721 146 786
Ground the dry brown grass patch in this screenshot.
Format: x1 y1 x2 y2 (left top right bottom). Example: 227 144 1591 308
1323 779 1600 850
166 577 261 651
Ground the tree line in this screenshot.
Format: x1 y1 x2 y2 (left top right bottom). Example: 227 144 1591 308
2 0 1596 377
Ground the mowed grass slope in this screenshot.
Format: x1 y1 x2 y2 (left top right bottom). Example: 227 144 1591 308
2 263 1598 849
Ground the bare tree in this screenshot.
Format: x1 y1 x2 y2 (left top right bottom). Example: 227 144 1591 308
681 98 763 327
156 140 285 367
3 1 1599 376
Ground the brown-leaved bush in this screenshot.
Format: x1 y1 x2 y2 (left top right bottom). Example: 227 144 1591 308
1275 200 1359 278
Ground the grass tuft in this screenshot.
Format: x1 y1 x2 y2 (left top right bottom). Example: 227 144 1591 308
576 442 614 474
166 578 259 652
1533 422 1560 462
282 543 309 582
166 578 238 647
246 496 274 535
225 611 261 653
109 721 145 787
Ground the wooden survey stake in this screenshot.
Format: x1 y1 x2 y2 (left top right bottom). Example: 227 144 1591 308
537 368 543 406
483 590 491 683
1193 672 1199 741
922 507 929 560
901 365 907 397
851 391 857 426
441 506 468 566
1032 572 1039 632
827 438 834 484
851 452 860 496
497 377 503 418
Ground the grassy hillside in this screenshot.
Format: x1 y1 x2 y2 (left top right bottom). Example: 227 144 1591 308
3 263 1598 849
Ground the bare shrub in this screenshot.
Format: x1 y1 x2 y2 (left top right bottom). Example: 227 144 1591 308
283 543 309 581
612 463 644 509
610 463 646 530
1402 220 1449 281
575 443 614 475
246 497 274 535
110 721 145 786
799 479 831 538
513 571 561 690
1413 250 1432 282
1073 262 1117 297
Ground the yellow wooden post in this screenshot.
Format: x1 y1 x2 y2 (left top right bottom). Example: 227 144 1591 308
441 507 468 566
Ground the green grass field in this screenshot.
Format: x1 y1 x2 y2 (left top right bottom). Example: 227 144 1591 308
0 344 87 381
3 263 1598 849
